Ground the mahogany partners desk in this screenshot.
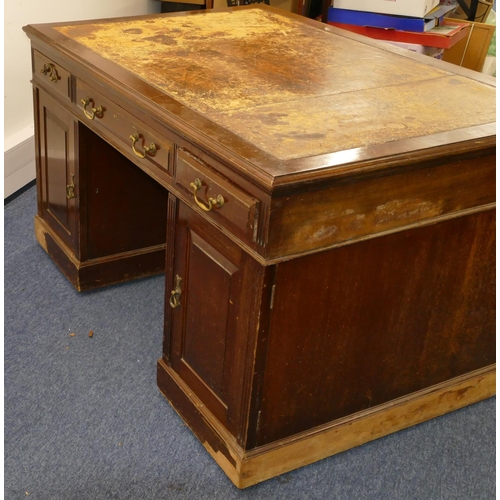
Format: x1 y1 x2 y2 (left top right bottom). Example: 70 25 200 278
24 7 495 488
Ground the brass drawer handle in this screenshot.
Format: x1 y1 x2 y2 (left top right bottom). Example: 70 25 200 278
81 97 104 120
66 174 75 200
129 131 157 158
40 63 59 82
169 275 182 309
189 178 225 212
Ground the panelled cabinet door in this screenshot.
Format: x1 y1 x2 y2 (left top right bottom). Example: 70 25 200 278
165 201 262 436
36 87 79 254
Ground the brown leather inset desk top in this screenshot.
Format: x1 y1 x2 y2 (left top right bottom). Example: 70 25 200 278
55 9 495 161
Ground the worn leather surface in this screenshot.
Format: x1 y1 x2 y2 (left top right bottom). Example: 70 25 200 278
56 9 496 160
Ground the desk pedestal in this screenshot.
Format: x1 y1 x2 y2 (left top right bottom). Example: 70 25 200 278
158 202 495 488
34 86 168 290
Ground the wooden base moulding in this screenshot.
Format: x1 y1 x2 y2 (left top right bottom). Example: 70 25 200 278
34 215 166 291
157 359 495 489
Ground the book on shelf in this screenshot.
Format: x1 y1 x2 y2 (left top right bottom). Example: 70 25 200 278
328 21 471 49
333 0 440 18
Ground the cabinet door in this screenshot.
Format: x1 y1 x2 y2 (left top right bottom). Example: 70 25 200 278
36 87 79 253
165 201 262 435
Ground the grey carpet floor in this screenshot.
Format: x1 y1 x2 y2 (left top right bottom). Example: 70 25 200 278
4 186 495 499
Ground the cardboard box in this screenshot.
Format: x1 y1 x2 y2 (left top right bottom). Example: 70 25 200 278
327 5 455 32
385 41 445 58
449 0 493 23
442 18 496 71
333 0 440 18
329 21 470 49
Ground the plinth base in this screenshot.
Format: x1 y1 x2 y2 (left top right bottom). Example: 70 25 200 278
157 358 495 489
35 215 165 291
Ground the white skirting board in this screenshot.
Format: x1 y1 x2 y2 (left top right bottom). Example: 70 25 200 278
4 135 36 198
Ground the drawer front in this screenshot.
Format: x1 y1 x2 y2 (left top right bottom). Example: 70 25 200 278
33 50 72 101
175 149 259 242
75 78 172 178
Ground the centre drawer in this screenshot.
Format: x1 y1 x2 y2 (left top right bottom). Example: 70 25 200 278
75 78 173 180
175 149 260 243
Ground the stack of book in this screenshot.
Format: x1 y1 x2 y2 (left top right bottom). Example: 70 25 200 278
328 0 471 50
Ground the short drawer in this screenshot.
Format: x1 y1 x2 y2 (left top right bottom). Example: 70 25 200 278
75 78 173 178
175 149 260 242
33 50 72 101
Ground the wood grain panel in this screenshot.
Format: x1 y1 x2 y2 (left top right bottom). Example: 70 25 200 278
167 202 265 434
255 209 496 445
182 230 238 401
79 123 169 260
267 150 495 259
37 87 78 254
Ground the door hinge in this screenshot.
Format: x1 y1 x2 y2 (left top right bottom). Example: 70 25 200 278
270 284 276 310
256 410 262 432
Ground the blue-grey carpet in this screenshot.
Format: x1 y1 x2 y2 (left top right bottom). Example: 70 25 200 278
4 185 495 499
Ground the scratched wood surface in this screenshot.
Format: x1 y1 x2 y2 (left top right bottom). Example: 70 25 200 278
56 9 496 160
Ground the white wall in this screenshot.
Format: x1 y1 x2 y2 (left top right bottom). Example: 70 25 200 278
4 0 161 197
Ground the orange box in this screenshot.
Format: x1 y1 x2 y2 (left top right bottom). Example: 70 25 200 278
442 18 495 71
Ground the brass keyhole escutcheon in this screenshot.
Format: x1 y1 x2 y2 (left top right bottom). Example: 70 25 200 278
66 174 75 200
169 275 182 309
